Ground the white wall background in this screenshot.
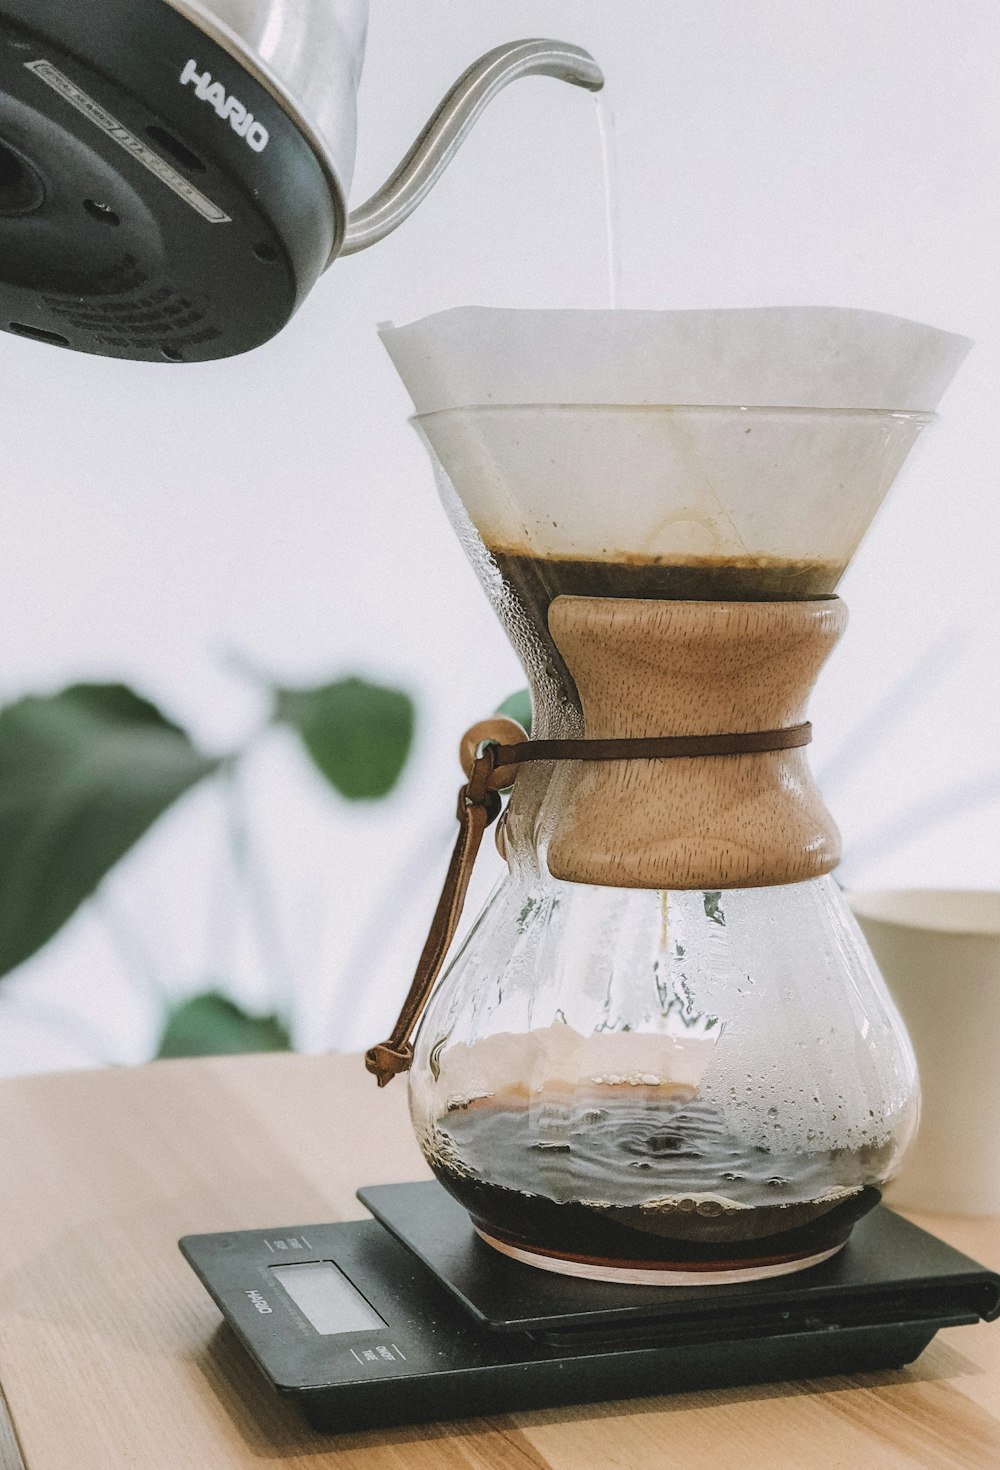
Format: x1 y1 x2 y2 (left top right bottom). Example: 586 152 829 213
0 0 997 1073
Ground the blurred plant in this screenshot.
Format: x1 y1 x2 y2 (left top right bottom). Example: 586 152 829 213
157 991 291 1058
495 688 532 733
0 675 414 1058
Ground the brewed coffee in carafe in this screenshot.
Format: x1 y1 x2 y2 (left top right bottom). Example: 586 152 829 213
376 307 970 1283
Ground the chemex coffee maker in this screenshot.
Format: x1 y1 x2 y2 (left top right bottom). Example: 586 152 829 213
370 305 970 1285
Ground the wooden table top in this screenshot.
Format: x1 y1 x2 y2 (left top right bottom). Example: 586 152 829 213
0 1051 997 1469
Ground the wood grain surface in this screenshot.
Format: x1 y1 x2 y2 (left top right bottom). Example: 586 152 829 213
544 596 846 888
0 1052 997 1469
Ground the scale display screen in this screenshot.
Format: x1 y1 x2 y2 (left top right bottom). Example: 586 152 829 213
270 1261 386 1335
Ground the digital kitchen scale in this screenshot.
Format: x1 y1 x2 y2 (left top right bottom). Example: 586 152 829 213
180 1180 1000 1433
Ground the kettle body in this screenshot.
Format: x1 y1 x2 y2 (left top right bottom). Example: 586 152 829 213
164 0 369 214
0 0 600 361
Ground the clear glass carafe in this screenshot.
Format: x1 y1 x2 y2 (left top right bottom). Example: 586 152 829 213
378 308 968 1283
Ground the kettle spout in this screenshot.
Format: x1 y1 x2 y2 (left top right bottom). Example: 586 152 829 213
338 38 603 258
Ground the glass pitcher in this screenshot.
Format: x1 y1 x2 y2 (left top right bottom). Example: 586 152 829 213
374 307 969 1284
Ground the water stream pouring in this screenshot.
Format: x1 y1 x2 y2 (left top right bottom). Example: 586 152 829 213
372 305 971 1285
0 2 601 360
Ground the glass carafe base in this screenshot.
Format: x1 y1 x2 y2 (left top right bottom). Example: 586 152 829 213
430 1144 881 1285
474 1226 847 1285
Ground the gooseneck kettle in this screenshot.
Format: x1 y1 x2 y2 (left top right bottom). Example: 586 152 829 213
0 0 602 361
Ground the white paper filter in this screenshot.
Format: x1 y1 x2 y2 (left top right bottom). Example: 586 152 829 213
380 306 970 413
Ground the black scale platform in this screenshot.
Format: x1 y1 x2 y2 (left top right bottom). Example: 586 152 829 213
181 1179 1000 1433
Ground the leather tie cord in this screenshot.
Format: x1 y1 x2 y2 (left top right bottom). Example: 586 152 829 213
364 720 812 1087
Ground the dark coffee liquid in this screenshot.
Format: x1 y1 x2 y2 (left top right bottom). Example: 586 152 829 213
429 1089 887 1268
490 549 843 607
488 550 843 710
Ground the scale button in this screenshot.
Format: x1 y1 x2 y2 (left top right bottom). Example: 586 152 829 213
264 1235 311 1253
349 1344 407 1369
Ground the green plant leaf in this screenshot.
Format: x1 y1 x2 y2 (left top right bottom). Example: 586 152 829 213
703 891 726 926
275 676 415 800
496 689 532 735
157 991 290 1058
0 684 219 979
